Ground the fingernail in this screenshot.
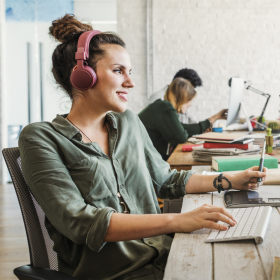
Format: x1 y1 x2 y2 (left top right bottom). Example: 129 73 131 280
223 226 228 230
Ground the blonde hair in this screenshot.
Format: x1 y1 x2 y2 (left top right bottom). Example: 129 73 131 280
164 77 197 113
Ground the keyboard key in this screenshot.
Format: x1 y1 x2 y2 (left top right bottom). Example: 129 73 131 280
207 230 219 240
224 226 236 238
216 229 228 239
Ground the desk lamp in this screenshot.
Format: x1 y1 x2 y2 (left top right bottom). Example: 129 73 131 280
245 81 271 131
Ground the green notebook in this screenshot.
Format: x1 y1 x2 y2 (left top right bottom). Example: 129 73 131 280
212 154 278 172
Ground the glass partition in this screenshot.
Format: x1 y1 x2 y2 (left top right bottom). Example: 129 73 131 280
3 0 117 182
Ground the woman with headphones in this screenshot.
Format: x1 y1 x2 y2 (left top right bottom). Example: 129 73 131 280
19 14 266 280
139 77 227 161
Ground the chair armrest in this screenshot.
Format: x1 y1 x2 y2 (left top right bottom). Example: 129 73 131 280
14 265 77 280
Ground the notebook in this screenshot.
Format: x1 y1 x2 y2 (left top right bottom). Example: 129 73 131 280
224 187 280 207
193 132 248 143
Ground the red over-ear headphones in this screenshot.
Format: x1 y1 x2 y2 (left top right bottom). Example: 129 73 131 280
70 30 101 90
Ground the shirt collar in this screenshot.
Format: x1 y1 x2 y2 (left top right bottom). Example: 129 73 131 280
106 112 117 130
52 112 117 139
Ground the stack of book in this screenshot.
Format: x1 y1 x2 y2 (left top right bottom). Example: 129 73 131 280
243 133 280 148
191 132 261 162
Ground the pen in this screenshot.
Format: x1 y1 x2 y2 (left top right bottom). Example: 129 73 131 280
257 139 266 188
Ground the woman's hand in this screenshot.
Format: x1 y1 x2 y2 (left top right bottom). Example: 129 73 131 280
175 204 236 233
227 166 267 191
209 109 228 123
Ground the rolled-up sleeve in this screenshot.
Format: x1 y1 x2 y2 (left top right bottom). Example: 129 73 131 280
136 116 195 200
181 119 211 136
19 130 115 252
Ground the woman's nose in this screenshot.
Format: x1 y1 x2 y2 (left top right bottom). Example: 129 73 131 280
123 75 135 88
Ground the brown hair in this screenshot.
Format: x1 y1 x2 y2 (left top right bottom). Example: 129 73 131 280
49 14 126 99
164 77 197 113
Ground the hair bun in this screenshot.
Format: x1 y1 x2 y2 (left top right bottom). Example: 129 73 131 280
49 14 93 43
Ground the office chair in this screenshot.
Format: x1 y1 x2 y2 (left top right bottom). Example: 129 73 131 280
2 147 76 280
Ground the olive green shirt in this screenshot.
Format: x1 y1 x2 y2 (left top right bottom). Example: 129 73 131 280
138 99 211 160
18 110 194 280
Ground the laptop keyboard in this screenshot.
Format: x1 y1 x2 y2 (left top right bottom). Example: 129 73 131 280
206 206 272 244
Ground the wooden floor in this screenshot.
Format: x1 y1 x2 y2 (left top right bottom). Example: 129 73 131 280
0 184 29 280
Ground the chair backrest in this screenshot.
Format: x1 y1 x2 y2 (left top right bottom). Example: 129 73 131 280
2 147 58 271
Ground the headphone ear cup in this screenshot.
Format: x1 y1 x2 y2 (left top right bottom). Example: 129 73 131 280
70 66 97 90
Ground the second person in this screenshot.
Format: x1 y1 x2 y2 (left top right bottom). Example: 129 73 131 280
139 77 227 160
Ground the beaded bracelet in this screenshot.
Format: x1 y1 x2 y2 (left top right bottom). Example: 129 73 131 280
213 173 232 193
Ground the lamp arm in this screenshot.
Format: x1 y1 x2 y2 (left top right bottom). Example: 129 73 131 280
246 85 270 98
246 85 271 124
258 95 271 123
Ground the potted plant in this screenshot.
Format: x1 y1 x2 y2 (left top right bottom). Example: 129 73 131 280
268 121 280 133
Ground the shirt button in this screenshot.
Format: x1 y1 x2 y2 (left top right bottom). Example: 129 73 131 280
148 241 153 245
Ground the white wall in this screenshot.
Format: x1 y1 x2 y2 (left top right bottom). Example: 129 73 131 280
117 0 147 113
118 0 280 120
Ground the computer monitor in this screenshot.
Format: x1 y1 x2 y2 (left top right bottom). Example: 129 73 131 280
227 77 253 132
227 77 244 126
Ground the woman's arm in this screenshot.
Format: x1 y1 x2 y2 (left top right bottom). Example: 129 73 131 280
104 166 267 242
185 166 267 193
105 204 236 242
180 109 228 136
160 108 210 144
208 109 228 124
181 120 210 137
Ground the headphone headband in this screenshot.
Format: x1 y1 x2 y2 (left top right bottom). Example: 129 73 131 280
75 30 101 61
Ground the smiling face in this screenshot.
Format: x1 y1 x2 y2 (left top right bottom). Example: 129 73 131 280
87 44 135 113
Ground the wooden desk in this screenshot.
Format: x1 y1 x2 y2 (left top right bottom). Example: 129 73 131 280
168 142 280 171
164 165 280 280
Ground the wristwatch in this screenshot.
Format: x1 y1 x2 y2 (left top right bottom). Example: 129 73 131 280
213 173 232 193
